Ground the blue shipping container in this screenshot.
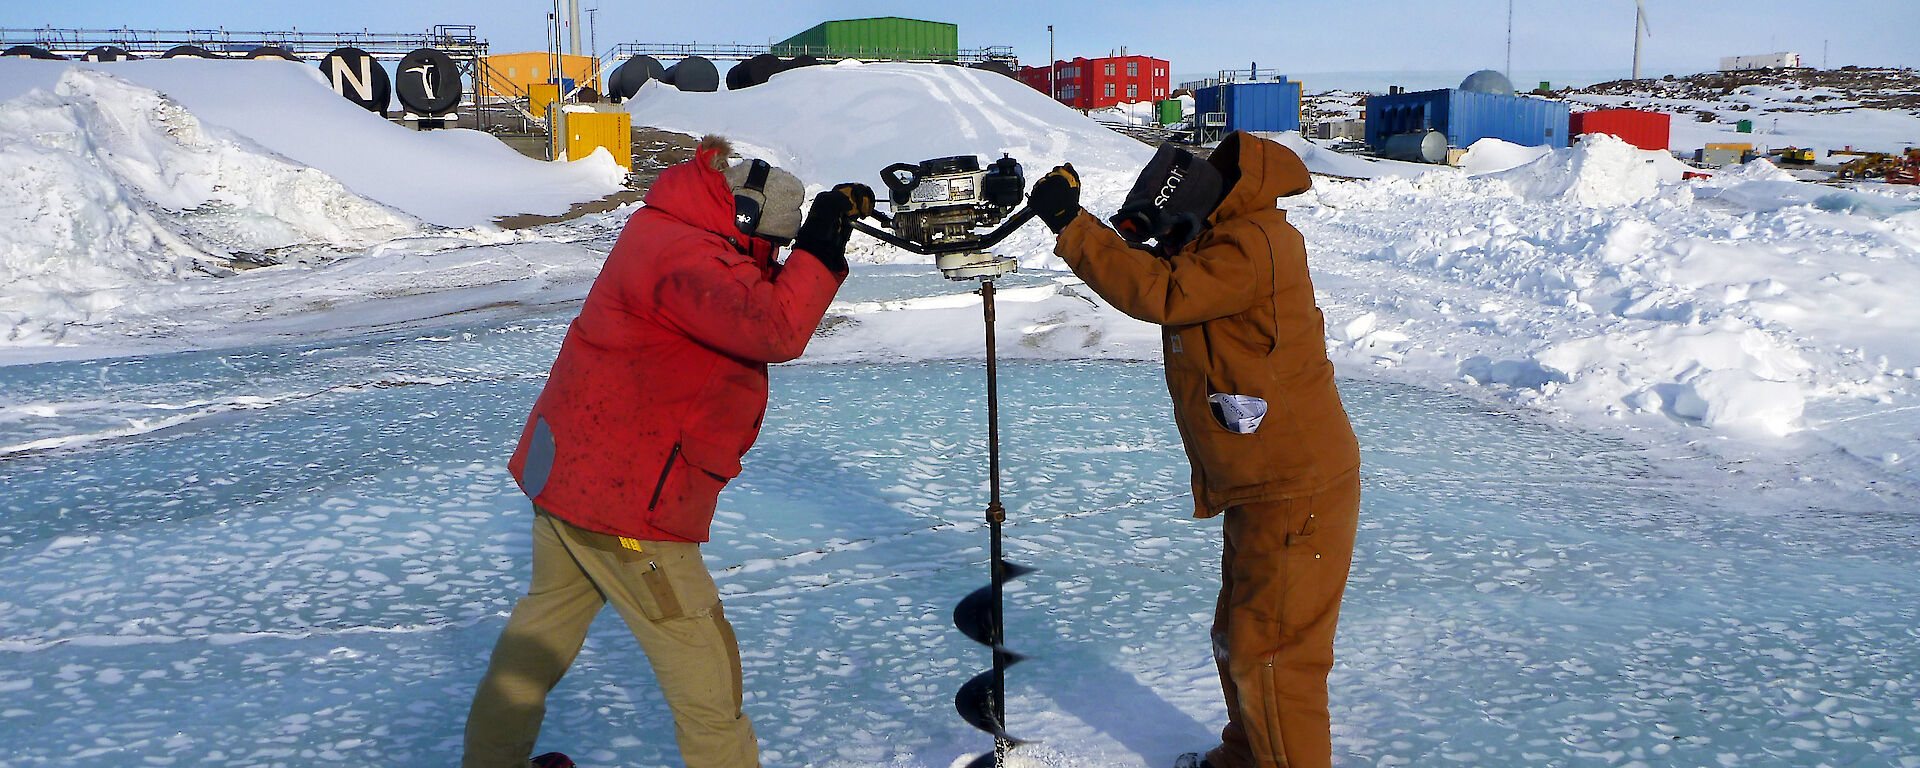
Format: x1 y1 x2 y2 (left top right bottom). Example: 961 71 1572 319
1365 88 1569 151
1194 81 1302 134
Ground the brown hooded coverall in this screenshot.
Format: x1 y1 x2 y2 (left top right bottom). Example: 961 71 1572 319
1052 131 1362 768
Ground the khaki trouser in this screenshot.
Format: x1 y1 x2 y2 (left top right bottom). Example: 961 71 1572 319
462 509 757 768
1206 470 1362 768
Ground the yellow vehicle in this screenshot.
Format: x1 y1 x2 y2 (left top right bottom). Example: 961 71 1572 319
1768 147 1816 165
1828 148 1919 184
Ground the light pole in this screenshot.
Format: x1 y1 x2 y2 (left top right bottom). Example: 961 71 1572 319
586 6 598 91
1048 25 1055 102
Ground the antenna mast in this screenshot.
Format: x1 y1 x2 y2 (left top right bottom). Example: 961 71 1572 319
1506 0 1513 77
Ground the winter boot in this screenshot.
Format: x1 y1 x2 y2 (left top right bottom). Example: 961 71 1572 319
530 753 574 768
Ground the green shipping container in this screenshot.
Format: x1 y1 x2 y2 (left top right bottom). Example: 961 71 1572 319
774 17 958 61
1736 119 1753 133
1157 98 1183 125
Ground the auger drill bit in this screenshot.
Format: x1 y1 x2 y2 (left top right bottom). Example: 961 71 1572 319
952 277 1036 768
953 558 1034 767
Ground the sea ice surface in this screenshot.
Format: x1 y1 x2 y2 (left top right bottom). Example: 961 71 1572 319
2 294 1915 767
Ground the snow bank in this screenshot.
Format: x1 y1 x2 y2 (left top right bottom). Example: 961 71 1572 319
1089 95 1187 127
1260 131 1439 179
1490 133 1691 206
1 68 424 345
1458 138 1551 175
1302 135 1920 443
0 58 626 226
627 62 1153 195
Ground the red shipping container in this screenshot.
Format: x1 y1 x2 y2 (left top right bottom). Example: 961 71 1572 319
1570 108 1671 151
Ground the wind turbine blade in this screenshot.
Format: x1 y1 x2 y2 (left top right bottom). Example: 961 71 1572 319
1638 0 1653 35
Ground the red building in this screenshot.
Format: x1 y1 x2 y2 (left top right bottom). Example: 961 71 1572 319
1018 54 1170 109
1569 108 1671 151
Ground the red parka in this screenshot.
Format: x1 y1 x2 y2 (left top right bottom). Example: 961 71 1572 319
507 145 845 541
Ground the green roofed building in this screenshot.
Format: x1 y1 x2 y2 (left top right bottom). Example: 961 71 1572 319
772 17 958 61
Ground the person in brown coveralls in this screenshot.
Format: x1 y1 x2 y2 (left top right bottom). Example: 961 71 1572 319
1026 131 1363 768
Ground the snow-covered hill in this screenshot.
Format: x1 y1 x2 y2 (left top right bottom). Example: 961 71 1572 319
1567 67 1920 156
1 58 626 227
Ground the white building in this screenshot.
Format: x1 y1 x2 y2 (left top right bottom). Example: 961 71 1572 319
1720 53 1802 71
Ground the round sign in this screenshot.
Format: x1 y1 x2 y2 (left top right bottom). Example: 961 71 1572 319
395 47 462 115
320 47 392 113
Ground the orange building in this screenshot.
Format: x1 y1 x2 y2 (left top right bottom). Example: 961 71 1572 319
480 52 601 102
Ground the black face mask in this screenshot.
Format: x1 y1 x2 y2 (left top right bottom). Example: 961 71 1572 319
1108 142 1225 253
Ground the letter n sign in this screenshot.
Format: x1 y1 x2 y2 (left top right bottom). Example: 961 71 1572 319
320 47 391 113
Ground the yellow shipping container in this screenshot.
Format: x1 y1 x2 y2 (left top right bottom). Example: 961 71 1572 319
552 108 632 169
480 52 600 103
527 83 561 118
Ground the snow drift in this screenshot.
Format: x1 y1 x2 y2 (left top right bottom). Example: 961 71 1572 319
0 58 627 227
0 68 424 344
1490 133 1692 206
626 61 1153 196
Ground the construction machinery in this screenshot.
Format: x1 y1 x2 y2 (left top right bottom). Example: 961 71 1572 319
1829 148 1920 184
1765 146 1816 165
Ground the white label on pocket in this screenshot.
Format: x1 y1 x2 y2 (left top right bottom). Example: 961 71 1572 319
1208 393 1268 434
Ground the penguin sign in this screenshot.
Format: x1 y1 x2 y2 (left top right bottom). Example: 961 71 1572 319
320 47 391 113
396 47 462 116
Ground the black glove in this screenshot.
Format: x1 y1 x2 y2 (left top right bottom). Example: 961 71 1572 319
1029 164 1082 233
793 188 859 274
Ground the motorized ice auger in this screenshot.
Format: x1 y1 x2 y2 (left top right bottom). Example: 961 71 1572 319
848 154 1037 768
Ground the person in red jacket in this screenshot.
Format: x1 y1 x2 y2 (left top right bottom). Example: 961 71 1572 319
462 135 873 768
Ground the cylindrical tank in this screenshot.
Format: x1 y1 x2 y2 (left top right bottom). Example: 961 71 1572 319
395 48 462 115
968 60 1016 78
82 45 137 62
162 45 219 59
733 53 780 88
725 60 752 90
319 47 392 114
1382 131 1448 163
4 45 66 60
245 46 303 62
782 54 821 71
609 55 665 101
662 55 718 92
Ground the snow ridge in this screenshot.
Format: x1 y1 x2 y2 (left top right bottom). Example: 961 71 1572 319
0 69 422 344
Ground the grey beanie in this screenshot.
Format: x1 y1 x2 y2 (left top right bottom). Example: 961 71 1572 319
724 159 806 242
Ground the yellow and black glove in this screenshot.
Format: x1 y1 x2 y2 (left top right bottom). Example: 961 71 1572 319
794 183 876 275
1029 164 1081 233
834 182 876 220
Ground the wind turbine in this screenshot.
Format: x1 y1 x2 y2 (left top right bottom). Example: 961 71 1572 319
1632 0 1652 80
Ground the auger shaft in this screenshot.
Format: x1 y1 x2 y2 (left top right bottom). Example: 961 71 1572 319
982 279 1011 766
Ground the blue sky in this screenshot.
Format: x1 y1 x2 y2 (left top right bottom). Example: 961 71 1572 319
15 1 1920 84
